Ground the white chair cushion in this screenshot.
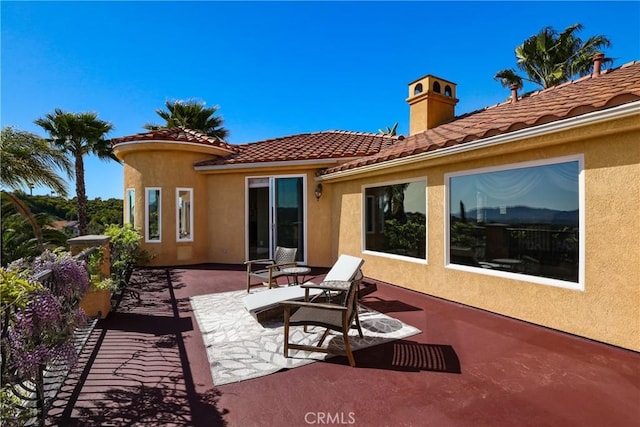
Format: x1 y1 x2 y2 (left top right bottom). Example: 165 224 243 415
324 254 364 281
243 286 323 313
242 254 364 315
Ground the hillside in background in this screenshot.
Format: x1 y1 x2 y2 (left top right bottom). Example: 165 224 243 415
8 191 123 234
453 205 579 227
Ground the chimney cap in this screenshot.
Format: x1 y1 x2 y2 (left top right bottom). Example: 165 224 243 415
407 73 457 87
510 84 519 103
592 52 605 77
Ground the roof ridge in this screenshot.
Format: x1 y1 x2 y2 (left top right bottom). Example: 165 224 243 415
111 126 237 152
329 130 406 141
176 126 226 142
324 129 388 137
516 60 640 100
236 129 396 147
474 60 640 114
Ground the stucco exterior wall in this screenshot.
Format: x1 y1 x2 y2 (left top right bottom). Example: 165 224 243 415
120 148 211 266
200 167 334 267
330 115 639 351
121 144 337 268
116 112 638 350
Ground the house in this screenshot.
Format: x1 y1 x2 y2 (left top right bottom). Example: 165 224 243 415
111 57 640 352
48 220 80 236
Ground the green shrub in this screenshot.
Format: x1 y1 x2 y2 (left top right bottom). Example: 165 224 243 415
104 224 152 284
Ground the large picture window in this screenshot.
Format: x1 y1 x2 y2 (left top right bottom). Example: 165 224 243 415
364 180 426 260
126 188 135 226
176 188 193 242
145 187 161 242
447 156 582 287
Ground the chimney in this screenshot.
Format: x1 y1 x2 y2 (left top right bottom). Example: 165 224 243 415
593 52 605 77
510 84 519 104
406 74 458 135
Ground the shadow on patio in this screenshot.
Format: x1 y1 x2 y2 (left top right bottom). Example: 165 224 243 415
48 268 229 426
47 264 640 426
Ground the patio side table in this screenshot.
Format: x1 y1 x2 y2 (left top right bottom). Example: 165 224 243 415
281 266 311 287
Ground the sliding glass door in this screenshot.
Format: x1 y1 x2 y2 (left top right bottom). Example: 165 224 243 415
247 176 305 262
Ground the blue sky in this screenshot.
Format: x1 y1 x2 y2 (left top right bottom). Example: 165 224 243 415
2 1 639 200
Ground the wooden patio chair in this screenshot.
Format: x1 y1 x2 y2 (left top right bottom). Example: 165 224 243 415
243 254 364 322
282 278 363 367
245 246 298 292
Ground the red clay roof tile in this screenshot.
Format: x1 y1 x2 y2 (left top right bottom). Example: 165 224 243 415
111 61 639 173
326 61 640 174
111 127 237 152
194 131 397 167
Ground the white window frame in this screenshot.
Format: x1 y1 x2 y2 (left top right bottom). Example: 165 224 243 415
176 187 194 242
361 178 428 264
244 174 308 265
126 188 135 226
444 154 585 291
145 187 162 243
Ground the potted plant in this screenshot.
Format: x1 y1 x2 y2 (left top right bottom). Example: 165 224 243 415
80 276 118 319
80 249 118 319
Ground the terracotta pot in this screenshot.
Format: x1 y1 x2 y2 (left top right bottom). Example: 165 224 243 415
80 288 111 319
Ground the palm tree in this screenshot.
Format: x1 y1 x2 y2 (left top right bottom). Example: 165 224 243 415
1 194 69 266
378 122 398 136
1 127 73 254
1 127 71 197
35 109 117 235
384 183 409 222
377 122 407 221
144 100 229 139
495 24 612 90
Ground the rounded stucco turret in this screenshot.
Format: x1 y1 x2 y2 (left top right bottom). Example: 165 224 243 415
111 127 237 266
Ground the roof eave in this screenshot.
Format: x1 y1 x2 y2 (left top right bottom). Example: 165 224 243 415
319 101 640 182
193 157 362 172
112 139 237 156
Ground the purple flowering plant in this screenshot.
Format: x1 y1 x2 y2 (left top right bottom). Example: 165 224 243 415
2 249 89 381
31 249 90 303
6 290 84 378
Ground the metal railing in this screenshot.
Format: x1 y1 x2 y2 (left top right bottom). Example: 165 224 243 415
1 247 101 426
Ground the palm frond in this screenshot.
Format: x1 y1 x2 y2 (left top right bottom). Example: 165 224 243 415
499 23 612 89
149 99 229 138
2 191 43 250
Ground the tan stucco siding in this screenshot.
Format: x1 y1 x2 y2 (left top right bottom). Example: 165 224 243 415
332 182 365 262
202 167 334 267
307 178 333 267
121 149 211 266
581 129 639 349
116 113 638 350
331 117 639 351
204 173 245 263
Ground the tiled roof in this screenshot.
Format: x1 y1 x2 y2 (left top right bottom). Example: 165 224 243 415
111 62 639 173
111 127 237 152
326 61 640 174
194 131 398 167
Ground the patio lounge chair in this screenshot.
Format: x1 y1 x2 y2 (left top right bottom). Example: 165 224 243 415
242 254 364 321
282 278 363 367
245 246 298 292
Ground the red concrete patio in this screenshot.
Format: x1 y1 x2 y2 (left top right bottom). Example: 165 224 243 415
48 264 640 426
